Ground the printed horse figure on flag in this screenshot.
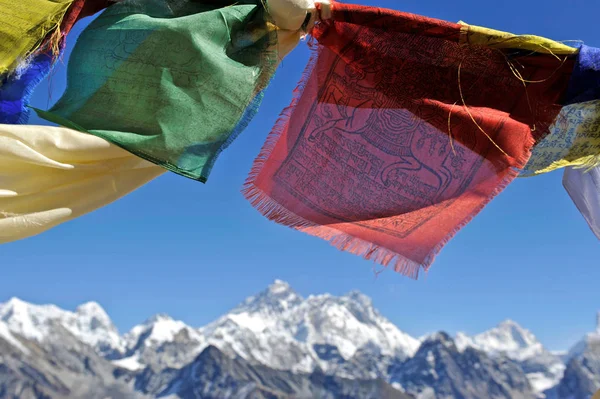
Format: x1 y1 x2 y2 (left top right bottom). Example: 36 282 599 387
307 81 457 206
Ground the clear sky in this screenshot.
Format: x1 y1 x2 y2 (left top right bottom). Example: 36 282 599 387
2 0 599 351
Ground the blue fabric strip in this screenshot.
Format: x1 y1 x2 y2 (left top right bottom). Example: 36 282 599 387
564 44 600 105
0 52 56 124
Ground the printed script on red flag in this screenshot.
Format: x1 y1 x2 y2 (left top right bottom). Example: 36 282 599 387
244 2 572 277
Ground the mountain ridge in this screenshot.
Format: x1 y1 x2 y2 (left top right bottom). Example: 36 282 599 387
0 281 598 399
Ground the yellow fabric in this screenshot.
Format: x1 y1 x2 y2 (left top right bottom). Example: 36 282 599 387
0 124 165 244
0 0 74 75
459 22 578 55
522 100 600 176
459 21 595 177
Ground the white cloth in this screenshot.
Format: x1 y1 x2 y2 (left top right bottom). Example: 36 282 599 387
0 124 165 244
268 0 314 30
563 165 600 240
267 0 331 31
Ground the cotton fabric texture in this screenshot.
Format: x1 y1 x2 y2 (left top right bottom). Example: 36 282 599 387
563 165 600 240
459 22 578 56
0 0 115 124
0 0 74 75
0 124 164 244
38 0 282 182
523 45 600 175
244 2 573 277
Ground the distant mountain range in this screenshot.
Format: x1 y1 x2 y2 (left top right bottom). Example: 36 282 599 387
0 280 598 399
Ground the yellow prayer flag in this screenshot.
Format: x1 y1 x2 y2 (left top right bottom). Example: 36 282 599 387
459 22 578 55
0 0 74 75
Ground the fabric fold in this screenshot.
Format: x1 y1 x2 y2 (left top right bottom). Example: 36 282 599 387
0 0 75 76
521 100 600 176
0 0 116 124
458 22 578 55
37 0 298 182
0 124 165 244
522 45 600 176
563 165 600 240
244 2 573 277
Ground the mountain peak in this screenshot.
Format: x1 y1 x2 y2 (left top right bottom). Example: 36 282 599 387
1 297 56 316
233 281 303 316
76 301 105 314
343 290 372 307
497 319 528 333
566 311 600 361
423 331 454 345
0 298 64 341
209 281 304 336
462 319 544 362
5 297 26 308
75 302 112 325
292 292 419 361
498 319 519 327
128 314 200 348
145 313 174 325
201 283 419 368
495 320 537 346
0 298 124 355
269 280 291 294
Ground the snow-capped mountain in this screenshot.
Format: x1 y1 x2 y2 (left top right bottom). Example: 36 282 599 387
390 332 536 399
0 283 597 399
552 315 600 399
0 297 124 357
566 312 600 362
456 320 545 361
197 280 419 374
455 320 566 394
115 313 205 371
224 279 304 332
155 345 414 399
289 290 420 360
0 316 140 399
113 280 418 375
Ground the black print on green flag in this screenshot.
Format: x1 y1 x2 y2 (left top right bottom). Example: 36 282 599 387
39 0 278 182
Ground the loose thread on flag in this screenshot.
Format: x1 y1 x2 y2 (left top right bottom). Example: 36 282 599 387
457 60 510 158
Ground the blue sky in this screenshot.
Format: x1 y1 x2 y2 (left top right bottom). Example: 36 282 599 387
2 0 599 351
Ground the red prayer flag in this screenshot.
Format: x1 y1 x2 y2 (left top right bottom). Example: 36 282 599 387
244 2 573 277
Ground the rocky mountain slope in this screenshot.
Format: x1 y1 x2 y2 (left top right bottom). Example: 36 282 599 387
157 345 414 399
555 319 600 399
455 320 565 393
0 320 139 398
0 281 597 399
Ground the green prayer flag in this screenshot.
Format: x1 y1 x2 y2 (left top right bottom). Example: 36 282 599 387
38 0 279 181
